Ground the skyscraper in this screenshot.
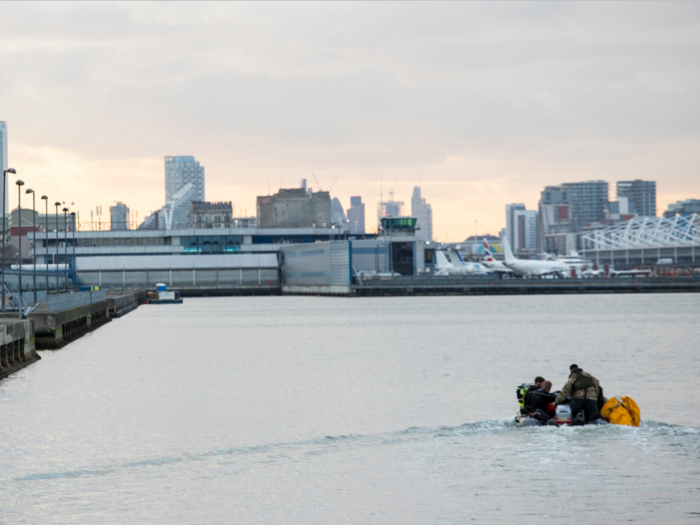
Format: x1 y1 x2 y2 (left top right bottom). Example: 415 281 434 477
165 156 205 204
560 181 609 225
411 187 433 241
0 121 8 217
616 180 656 217
347 196 365 234
513 209 539 253
110 202 130 230
505 203 526 249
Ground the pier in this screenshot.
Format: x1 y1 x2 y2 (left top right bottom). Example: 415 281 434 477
284 276 700 297
0 289 144 380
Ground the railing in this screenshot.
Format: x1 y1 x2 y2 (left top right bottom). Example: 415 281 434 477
47 290 106 313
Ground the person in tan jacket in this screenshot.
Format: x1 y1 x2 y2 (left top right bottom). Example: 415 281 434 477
555 364 600 422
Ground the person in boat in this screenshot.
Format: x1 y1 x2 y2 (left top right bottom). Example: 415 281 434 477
527 381 556 420
555 364 600 422
533 377 545 390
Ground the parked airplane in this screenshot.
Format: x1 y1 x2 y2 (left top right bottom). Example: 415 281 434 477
481 241 517 277
501 238 569 278
434 249 492 276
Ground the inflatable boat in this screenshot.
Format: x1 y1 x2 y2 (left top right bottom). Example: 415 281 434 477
514 382 608 427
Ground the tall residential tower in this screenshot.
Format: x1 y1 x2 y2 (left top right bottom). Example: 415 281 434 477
616 180 656 217
411 187 433 241
165 156 205 204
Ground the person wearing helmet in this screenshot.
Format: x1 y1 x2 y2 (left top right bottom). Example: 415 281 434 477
555 364 600 423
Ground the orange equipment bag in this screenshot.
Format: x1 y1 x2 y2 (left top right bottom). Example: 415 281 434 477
601 396 641 427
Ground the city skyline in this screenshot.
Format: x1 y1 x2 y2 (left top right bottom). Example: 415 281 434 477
1 3 699 239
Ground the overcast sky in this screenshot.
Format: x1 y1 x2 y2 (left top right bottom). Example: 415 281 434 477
1 2 699 239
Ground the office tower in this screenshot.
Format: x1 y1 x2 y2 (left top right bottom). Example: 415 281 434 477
616 180 656 217
505 203 526 250
411 187 433 241
110 202 130 230
538 186 576 255
513 209 539 253
0 121 8 217
165 156 205 204
347 196 366 234
331 198 347 229
560 181 609 225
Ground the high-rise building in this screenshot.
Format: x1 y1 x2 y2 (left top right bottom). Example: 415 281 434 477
538 186 576 255
411 187 433 241
110 202 130 230
347 196 365 234
560 181 609 225
505 203 526 250
331 197 347 229
161 183 195 229
165 156 205 204
513 209 539 253
1 121 8 217
616 180 656 217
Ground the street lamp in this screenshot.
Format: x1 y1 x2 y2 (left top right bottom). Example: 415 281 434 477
54 202 60 292
2 167 16 310
63 207 69 292
16 179 25 318
25 188 36 304
41 196 48 295
70 212 76 291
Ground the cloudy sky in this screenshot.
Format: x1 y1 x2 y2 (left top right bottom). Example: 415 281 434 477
1 2 699 239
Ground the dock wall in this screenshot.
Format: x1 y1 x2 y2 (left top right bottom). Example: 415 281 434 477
0 319 39 380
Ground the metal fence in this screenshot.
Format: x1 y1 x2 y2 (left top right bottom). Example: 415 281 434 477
47 290 106 313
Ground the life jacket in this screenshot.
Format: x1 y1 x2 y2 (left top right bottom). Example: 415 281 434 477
600 396 641 427
571 369 594 395
516 384 535 414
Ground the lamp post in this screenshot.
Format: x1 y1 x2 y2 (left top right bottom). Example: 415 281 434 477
54 202 60 292
63 207 69 292
25 188 36 304
70 212 76 291
16 179 25 318
41 196 48 295
2 167 16 311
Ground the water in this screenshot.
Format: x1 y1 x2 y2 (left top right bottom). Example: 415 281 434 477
1 294 699 523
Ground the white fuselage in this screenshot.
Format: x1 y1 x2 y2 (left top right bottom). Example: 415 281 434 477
502 238 568 277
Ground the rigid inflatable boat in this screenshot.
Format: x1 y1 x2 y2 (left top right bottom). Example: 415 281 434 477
514 382 608 427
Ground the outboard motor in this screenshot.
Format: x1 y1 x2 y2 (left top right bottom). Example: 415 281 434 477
555 405 573 426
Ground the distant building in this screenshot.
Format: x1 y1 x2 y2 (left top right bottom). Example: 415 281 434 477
664 198 700 218
256 188 331 228
347 196 365 234
138 210 160 230
560 180 609 225
162 183 195 230
110 202 130 231
505 203 526 250
608 197 636 221
165 156 205 204
616 180 656 217
189 201 233 229
411 187 433 241
538 186 576 255
331 197 347 230
513 209 539 255
0 121 7 217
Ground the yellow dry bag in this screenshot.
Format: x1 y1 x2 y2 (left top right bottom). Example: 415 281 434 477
601 396 641 427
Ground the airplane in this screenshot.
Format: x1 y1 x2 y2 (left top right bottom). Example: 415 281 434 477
481 241 518 277
500 237 569 278
434 249 492 276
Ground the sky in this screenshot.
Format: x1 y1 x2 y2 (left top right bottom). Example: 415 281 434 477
1 2 699 240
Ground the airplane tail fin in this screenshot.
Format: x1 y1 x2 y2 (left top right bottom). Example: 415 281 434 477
502 237 516 265
435 250 451 270
483 240 494 261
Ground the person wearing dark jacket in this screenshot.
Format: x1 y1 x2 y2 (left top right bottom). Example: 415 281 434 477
555 364 600 422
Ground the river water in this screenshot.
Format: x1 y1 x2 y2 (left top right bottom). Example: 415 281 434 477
1 294 698 523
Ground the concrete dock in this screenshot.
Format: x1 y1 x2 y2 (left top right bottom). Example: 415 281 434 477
0 318 39 380
284 276 700 296
0 290 144 380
